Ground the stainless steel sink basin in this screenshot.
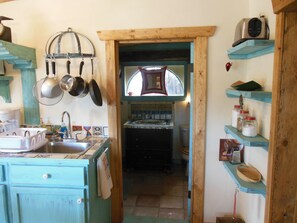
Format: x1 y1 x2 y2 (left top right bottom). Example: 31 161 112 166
133 119 167 125
34 141 93 154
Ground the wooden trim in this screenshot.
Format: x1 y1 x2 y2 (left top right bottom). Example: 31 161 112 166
0 0 13 3
97 26 216 222
272 0 297 13
104 40 123 223
265 12 297 222
191 36 208 223
265 12 284 223
98 26 216 41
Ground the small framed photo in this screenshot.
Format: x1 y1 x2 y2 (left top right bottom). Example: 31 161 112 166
219 138 244 162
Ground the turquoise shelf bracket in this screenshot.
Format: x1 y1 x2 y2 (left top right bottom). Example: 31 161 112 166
0 40 37 69
0 76 13 103
20 69 40 125
0 40 39 125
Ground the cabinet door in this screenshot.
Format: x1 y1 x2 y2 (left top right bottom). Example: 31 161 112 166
0 185 9 223
126 128 172 150
10 187 86 223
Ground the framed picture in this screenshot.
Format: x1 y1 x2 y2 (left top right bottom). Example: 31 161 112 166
219 138 244 162
138 66 168 95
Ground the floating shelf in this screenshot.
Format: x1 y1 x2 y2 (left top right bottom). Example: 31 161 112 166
223 162 266 196
226 89 272 103
224 125 269 149
227 40 275 60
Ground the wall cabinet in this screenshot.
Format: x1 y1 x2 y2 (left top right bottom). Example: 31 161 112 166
125 128 173 170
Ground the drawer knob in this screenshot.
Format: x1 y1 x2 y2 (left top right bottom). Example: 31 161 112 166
77 198 84 204
42 173 50 180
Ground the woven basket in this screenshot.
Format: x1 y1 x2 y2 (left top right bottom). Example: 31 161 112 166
216 217 245 223
236 164 261 183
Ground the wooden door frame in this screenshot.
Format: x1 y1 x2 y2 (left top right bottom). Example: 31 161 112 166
265 1 297 221
97 26 216 223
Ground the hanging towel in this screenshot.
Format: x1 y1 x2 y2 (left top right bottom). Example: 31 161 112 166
97 149 113 199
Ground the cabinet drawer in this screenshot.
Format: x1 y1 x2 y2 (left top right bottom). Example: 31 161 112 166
10 165 86 187
0 165 4 182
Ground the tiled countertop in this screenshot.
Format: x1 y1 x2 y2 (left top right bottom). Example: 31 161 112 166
123 120 174 129
0 137 110 160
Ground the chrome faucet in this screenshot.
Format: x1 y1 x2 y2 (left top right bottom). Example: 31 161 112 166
61 111 72 139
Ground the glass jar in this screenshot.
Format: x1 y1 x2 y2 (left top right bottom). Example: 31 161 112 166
242 116 258 137
237 109 249 132
232 105 241 128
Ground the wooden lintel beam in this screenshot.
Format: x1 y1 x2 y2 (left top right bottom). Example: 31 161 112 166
98 26 216 41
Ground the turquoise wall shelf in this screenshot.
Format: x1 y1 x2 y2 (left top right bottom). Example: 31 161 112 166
0 40 39 125
227 40 274 60
225 125 269 149
0 76 13 102
226 89 272 103
223 162 266 196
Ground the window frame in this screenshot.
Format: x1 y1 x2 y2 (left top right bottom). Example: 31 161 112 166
121 61 188 101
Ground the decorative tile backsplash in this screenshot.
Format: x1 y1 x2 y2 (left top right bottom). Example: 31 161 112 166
21 124 109 137
130 102 174 120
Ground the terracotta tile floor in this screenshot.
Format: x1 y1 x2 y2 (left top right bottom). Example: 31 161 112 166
123 164 189 220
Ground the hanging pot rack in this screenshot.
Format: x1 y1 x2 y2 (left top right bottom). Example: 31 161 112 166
45 27 95 59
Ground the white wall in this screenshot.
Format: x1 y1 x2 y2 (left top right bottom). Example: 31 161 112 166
0 0 275 222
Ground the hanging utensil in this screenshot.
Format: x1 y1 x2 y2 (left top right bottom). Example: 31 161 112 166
59 59 76 91
40 60 49 98
69 60 88 97
41 60 63 98
33 77 63 106
89 58 102 106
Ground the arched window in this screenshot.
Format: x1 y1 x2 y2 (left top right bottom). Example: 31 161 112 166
126 66 184 96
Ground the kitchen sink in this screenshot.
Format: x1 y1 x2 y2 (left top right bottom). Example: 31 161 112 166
132 119 167 125
34 140 94 154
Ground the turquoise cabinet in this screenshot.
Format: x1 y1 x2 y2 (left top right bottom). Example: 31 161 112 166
10 187 86 223
0 185 9 223
0 164 9 223
1 139 111 223
9 164 87 223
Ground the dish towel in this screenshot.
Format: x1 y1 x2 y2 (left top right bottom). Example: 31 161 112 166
97 150 113 199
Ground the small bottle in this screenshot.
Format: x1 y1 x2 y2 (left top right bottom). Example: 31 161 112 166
237 109 249 132
60 122 68 139
242 116 258 137
40 117 46 128
232 105 241 128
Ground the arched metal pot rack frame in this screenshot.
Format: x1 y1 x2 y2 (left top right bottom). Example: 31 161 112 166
45 28 95 59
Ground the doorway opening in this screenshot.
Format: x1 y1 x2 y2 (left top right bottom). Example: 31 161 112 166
119 42 191 220
97 26 216 223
